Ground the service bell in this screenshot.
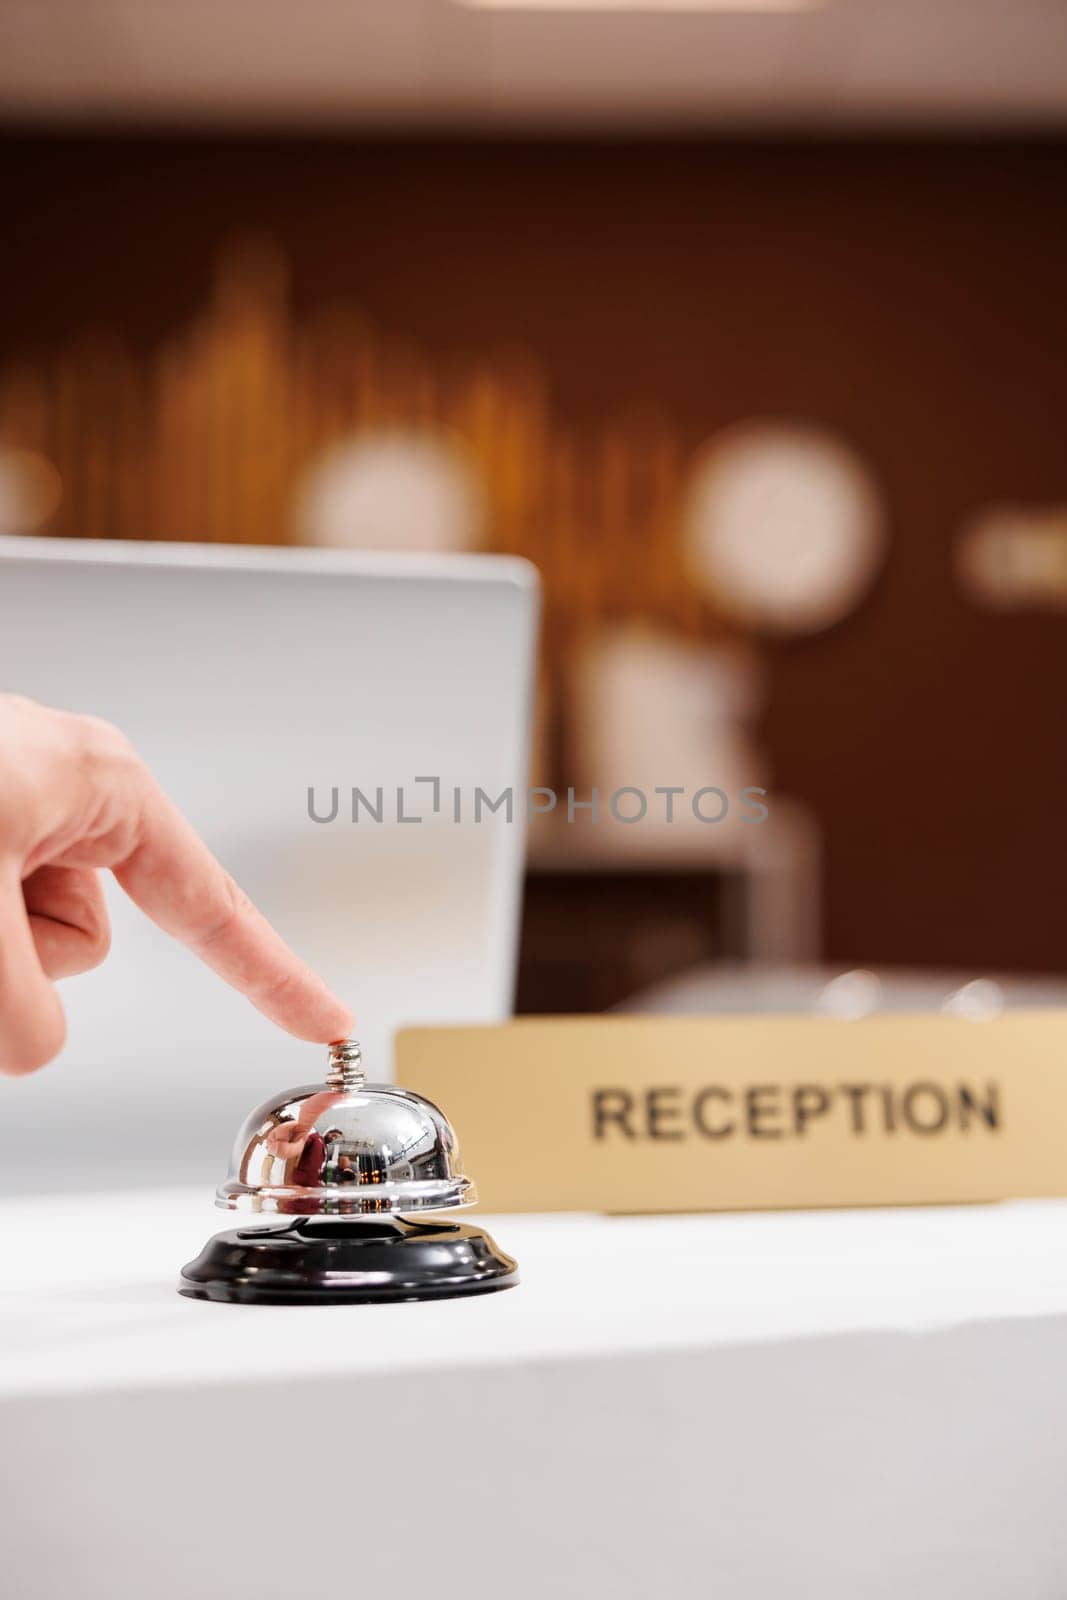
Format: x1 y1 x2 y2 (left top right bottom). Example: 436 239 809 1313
179 1039 518 1305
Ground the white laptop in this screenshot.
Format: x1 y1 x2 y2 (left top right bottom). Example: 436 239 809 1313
0 537 538 1193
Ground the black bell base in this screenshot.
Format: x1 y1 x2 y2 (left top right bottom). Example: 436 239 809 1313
179 1216 519 1305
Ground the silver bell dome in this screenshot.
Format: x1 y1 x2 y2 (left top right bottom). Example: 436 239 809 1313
218 1039 475 1217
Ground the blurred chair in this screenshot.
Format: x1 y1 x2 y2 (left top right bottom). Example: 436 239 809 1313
527 624 822 969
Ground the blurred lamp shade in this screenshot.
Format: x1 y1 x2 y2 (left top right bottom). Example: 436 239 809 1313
294 430 484 553
683 421 885 635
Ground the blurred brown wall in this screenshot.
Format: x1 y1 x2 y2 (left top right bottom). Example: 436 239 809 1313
2 134 1066 974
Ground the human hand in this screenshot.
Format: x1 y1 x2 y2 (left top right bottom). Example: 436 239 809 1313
0 694 353 1074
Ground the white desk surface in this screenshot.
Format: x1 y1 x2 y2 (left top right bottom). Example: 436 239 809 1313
3 1190 1067 1397
5 1192 1067 1600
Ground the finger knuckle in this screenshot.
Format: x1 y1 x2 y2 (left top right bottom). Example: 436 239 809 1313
0 692 43 722
68 716 144 812
193 876 253 952
77 714 137 766
253 967 299 1008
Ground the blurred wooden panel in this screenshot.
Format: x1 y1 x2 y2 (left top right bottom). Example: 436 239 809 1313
0 136 1065 976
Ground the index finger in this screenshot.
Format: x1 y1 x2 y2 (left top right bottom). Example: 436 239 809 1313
61 734 354 1044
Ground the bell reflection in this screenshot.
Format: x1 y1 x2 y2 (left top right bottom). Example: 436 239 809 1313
221 1039 475 1216
263 1120 327 1187
321 1127 360 1185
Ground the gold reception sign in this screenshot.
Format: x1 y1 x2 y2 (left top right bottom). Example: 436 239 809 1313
397 1013 1067 1213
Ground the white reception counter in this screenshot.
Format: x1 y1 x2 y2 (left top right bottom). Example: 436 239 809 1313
3 1190 1067 1598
